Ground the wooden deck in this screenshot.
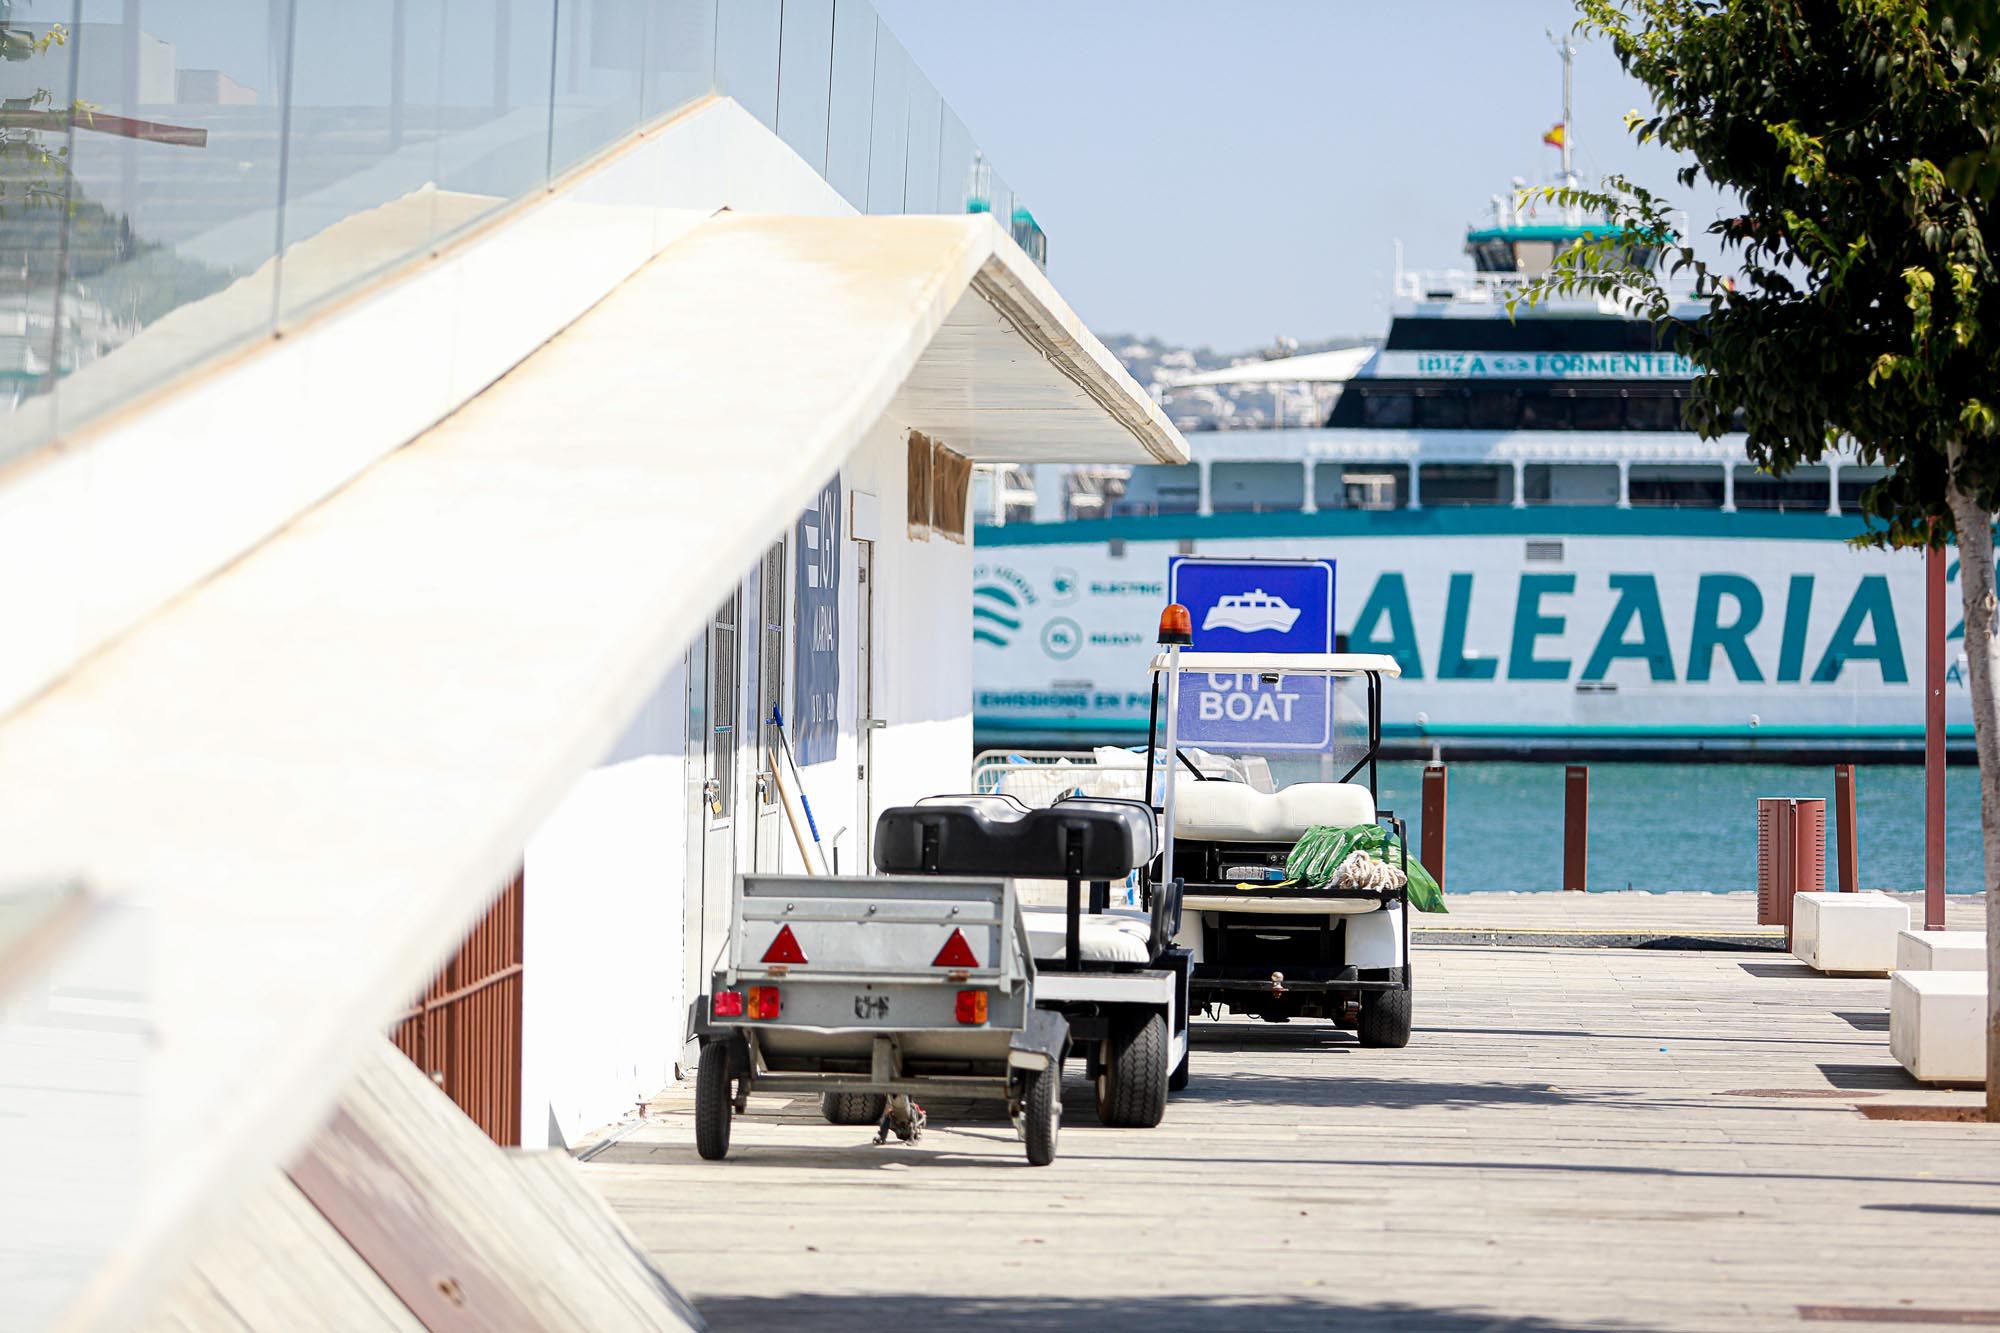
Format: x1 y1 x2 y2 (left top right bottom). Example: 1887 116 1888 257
585 937 2000 1332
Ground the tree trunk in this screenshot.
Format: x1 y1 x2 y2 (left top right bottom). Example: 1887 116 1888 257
1943 440 2000 1119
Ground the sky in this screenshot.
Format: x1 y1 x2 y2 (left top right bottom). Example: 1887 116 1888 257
873 0 1732 351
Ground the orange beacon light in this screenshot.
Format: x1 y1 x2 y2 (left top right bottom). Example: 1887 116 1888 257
1157 603 1193 646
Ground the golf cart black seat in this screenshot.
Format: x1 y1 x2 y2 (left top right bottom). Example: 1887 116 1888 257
875 796 1176 964
876 795 1155 880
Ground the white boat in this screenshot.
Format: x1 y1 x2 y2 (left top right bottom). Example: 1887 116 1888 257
1202 590 1301 634
969 45 1970 758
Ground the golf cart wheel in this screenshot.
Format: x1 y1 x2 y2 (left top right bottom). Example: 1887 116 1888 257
1023 1066 1060 1166
1168 1042 1190 1093
820 1092 888 1125
694 1041 733 1160
1094 1012 1168 1128
1358 979 1413 1049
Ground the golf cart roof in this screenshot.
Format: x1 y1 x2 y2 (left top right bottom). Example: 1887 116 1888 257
1147 652 1403 678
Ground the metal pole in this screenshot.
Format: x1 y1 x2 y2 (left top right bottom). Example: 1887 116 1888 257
1563 765 1589 892
1834 763 1858 892
1926 541 1947 930
1421 763 1448 891
1160 648 1183 890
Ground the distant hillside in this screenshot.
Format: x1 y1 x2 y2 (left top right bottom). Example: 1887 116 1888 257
1098 332 1375 434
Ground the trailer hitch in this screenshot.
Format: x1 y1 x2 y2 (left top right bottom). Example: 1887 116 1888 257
874 1094 927 1146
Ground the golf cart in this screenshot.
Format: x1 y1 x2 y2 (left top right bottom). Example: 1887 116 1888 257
1147 641 1415 1047
873 793 1191 1122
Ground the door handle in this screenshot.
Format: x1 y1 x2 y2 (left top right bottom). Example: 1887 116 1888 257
702 777 722 813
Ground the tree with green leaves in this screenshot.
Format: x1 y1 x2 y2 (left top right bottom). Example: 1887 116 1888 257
1529 1 2000 1114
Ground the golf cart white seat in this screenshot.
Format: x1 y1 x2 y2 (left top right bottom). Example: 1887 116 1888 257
1019 907 1154 964
1175 781 1376 844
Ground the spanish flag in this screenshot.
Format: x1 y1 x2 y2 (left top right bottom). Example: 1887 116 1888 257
1543 123 1567 149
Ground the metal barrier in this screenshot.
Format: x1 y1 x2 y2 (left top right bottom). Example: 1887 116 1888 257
392 871 524 1147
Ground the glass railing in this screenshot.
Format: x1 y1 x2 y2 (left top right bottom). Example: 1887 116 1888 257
0 0 1034 467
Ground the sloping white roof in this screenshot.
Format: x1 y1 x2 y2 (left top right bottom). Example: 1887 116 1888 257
1164 345 1375 390
0 211 1184 1327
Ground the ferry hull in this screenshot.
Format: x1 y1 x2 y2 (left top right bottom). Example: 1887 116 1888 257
973 512 1973 756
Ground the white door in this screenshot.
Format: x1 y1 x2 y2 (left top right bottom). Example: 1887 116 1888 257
855 538 877 873
751 541 787 873
693 593 739 1009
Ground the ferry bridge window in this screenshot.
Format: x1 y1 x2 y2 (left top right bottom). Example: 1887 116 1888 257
1313 462 1408 510
1526 463 1619 505
1517 392 1571 430
1839 466 1889 511
1571 391 1625 432
1211 461 1306 514
1466 388 1518 430
1734 465 1832 512
1415 390 1467 429
1629 465 1724 508
1111 463 1199 516
1623 391 1688 432
1419 463 1509 506
1361 390 1415 428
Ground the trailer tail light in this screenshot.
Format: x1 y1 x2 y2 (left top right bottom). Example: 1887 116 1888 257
761 924 808 965
955 990 988 1025
932 928 979 969
747 986 781 1020
711 991 744 1019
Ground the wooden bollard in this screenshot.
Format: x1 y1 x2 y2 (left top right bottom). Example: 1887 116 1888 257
1421 763 1447 891
1833 763 1858 892
1563 765 1589 892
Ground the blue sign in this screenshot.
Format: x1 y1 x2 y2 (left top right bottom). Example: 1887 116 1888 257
792 475 842 765
1167 557 1335 751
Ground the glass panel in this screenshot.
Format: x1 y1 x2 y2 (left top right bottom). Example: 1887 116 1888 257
713 0 777 130
424 1 557 252
50 0 290 437
642 0 714 122
935 103 973 213
822 0 872 207
0 1 75 456
271 0 449 323
900 64 938 214
775 0 832 175
549 0 647 172
863 19 906 213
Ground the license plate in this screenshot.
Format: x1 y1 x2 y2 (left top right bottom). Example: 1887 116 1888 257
852 993 891 1021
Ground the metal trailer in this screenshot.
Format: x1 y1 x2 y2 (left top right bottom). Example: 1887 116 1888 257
1146 649 1415 1046
875 795 1192 1124
694 873 1070 1166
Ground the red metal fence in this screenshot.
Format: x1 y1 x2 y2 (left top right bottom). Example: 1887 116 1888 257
390 871 524 1146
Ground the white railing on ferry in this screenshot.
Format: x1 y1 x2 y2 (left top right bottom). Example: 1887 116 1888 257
1396 269 1704 306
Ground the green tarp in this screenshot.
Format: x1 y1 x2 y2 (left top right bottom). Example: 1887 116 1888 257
1283 824 1447 914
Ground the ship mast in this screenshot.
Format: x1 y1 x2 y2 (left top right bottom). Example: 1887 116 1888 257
1552 32 1580 222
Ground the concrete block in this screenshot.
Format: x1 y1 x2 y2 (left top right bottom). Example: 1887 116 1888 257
1891 970 1988 1085
1896 929 1986 973
1790 891 1910 975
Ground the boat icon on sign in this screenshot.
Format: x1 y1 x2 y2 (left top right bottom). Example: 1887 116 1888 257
1201 590 1301 634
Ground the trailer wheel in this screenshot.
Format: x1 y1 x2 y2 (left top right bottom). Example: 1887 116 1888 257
1168 1043 1190 1093
820 1092 887 1125
1095 1012 1168 1128
1358 977 1413 1049
694 1041 734 1160
1022 1066 1060 1166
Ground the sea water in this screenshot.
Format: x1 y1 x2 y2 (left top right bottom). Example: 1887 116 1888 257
1323 760 1985 894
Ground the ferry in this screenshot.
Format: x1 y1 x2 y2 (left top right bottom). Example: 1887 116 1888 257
971 47 1971 759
